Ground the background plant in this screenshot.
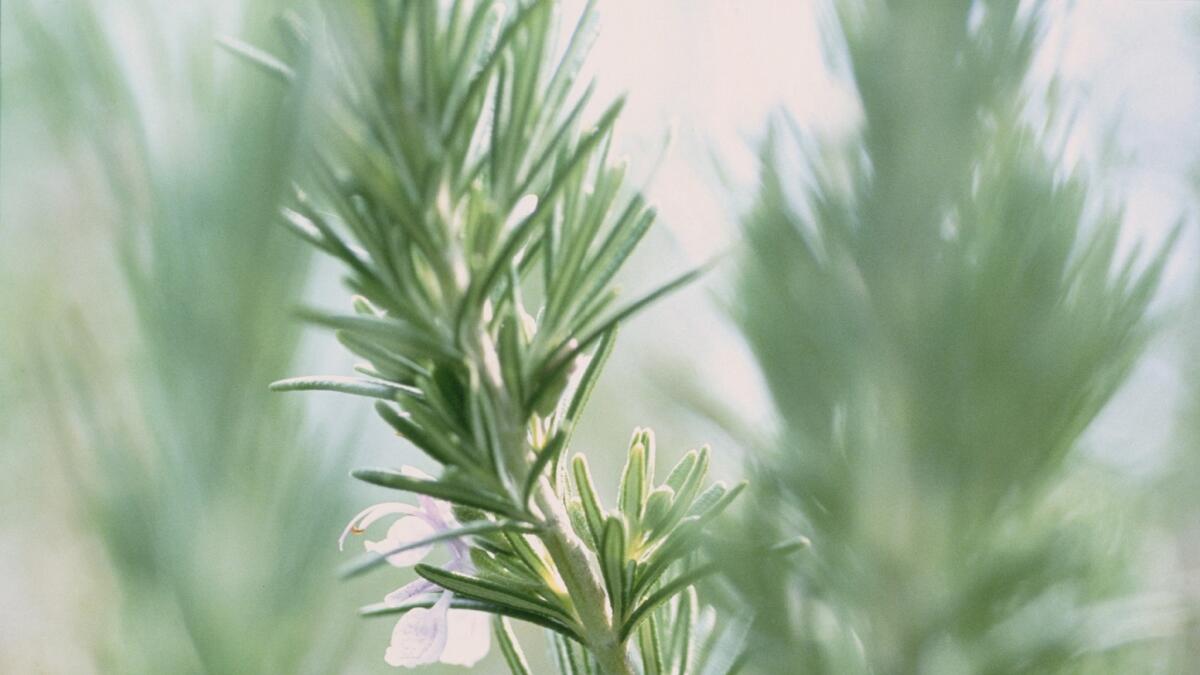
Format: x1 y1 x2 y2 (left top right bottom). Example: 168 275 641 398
4 0 362 672
716 1 1182 672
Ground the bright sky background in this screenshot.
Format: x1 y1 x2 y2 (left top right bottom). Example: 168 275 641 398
577 0 1199 272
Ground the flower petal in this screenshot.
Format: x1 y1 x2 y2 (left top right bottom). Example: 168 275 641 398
384 578 439 607
440 609 492 667
384 593 451 668
365 516 437 567
396 466 448 522
338 502 417 550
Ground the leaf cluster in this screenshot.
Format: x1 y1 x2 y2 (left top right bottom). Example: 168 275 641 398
353 428 744 671
267 0 700 520
567 430 744 642
245 1 721 672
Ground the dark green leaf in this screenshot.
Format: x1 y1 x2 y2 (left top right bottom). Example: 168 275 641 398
415 564 576 629
523 431 568 506
571 455 607 545
638 609 665 675
340 519 534 579
622 563 719 641
601 516 627 619
360 595 578 641
351 468 530 521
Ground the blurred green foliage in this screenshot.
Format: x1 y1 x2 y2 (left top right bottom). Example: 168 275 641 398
720 1 1180 673
4 0 362 672
1161 146 1200 672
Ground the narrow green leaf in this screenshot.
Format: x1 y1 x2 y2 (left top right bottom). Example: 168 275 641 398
688 481 746 523
577 264 707 346
280 207 332 251
498 313 526 403
545 171 628 328
571 455 607 545
298 309 457 360
513 80 594 200
415 564 576 629
539 0 599 124
686 482 728 519
338 330 430 380
291 177 381 281
494 616 534 675
269 375 417 400
470 547 545 588
622 563 719 641
340 519 533 579
769 536 812 556
521 325 617 505
641 486 675 535
489 55 510 188
633 518 703 598
550 631 583 675
469 378 516 497
333 363 375 378
639 428 657 489
360 596 578 640
462 96 626 335
571 202 655 321
373 401 455 467
669 586 697 675
503 529 552 581
663 450 697 494
351 468 530 521
528 265 706 410
619 436 647 521
566 498 597 550
564 325 618 423
652 446 711 538
496 4 551 194
623 559 636 620
445 0 551 141
216 35 294 82
523 431 568 506
601 516 627 620
441 2 501 131
416 0 438 109
638 610 665 675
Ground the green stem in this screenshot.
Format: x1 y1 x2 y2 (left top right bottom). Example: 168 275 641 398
471 329 631 673
534 479 635 675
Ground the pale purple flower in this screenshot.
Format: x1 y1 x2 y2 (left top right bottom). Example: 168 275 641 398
340 466 491 668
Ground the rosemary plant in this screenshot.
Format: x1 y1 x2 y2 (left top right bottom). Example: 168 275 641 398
234 2 743 672
720 1 1179 672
